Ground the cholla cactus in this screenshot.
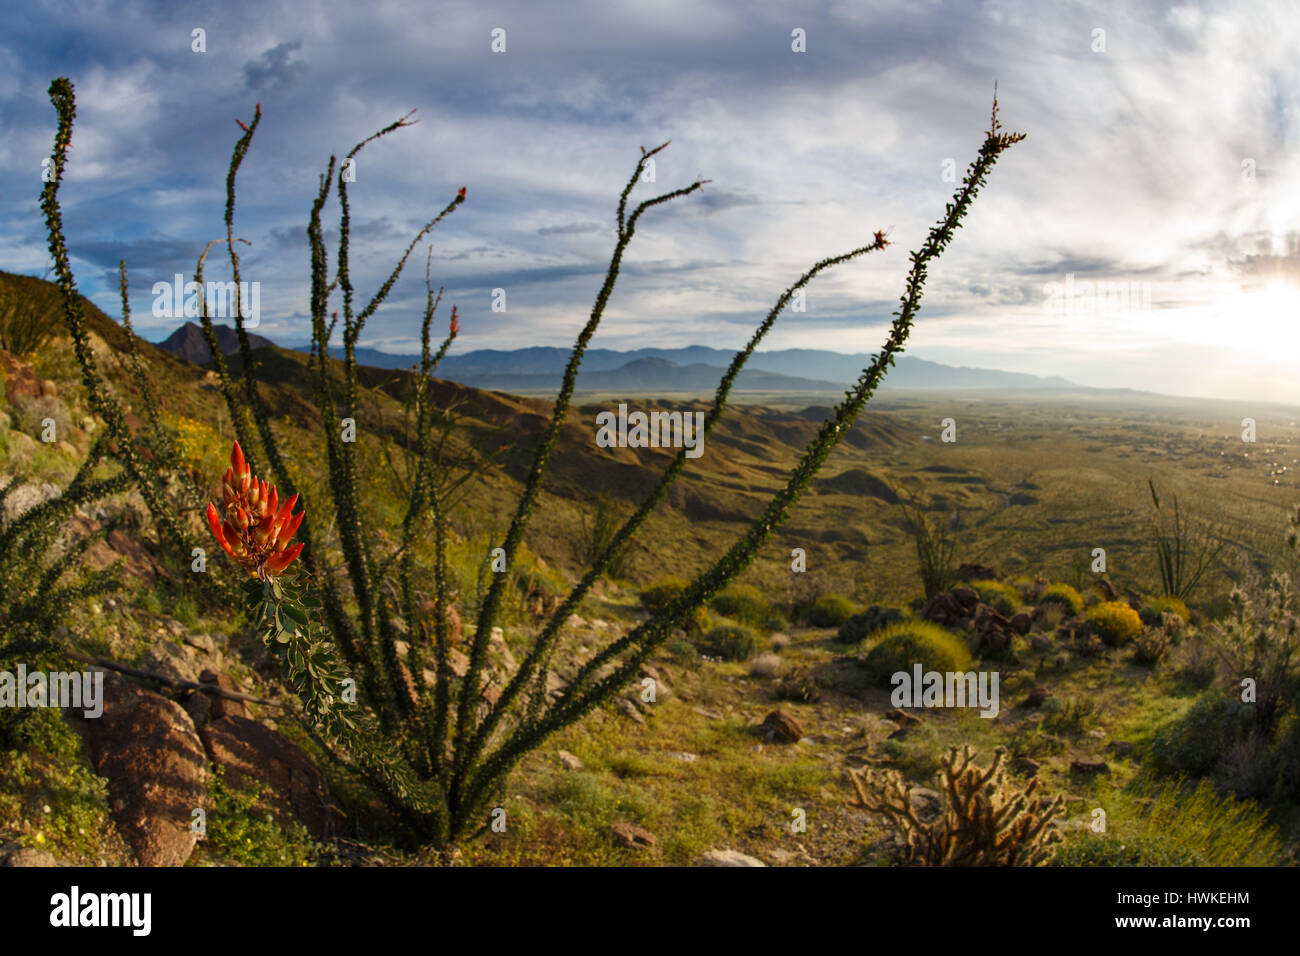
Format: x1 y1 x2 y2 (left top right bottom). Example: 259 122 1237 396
848 745 1063 866
205 441 304 578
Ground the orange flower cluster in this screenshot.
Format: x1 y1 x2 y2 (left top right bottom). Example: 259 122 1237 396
206 441 304 577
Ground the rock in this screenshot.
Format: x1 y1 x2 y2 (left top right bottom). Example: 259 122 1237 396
610 822 657 849
884 708 923 727
418 601 463 645
617 698 646 726
0 481 60 521
139 640 202 685
670 751 698 762
1022 686 1053 708
951 586 980 610
1012 757 1040 776
489 630 517 674
185 669 250 727
921 591 965 626
2 847 60 867
1010 612 1032 635
971 604 1015 654
557 750 584 771
1030 634 1052 651
761 709 803 744
1096 577 1120 601
697 848 766 867
182 632 217 656
200 715 342 840
0 350 42 403
1070 758 1110 775
89 679 208 866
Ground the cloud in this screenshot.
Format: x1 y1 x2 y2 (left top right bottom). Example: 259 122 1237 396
1 0 1298 400
243 40 307 90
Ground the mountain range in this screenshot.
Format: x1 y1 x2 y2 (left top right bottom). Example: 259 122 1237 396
154 321 1077 393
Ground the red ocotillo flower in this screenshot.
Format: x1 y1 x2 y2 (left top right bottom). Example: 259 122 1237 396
206 441 305 577
449 305 460 335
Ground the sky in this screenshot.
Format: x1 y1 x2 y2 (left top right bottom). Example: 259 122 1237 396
1 0 1298 402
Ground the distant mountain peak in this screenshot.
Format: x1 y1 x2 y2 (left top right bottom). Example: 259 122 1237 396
158 321 276 364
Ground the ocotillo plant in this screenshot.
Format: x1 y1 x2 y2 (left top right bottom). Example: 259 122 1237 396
41 76 1024 843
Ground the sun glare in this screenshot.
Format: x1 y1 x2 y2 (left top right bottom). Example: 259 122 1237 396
1239 281 1300 355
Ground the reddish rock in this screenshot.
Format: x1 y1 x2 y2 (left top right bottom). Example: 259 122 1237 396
972 604 1015 654
89 679 208 866
200 716 342 840
1071 758 1110 774
611 822 657 849
0 351 41 403
920 591 965 627
884 708 923 728
761 709 803 744
1022 686 1053 708
951 587 980 610
1010 612 1032 635
184 669 250 726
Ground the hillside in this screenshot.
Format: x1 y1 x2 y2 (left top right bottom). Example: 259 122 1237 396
2 269 1300 872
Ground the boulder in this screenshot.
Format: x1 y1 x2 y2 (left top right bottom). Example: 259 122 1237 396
1022 686 1053 708
89 679 208 867
761 709 803 744
556 750 584 771
184 669 250 726
610 822 657 849
0 350 42 403
697 848 766 867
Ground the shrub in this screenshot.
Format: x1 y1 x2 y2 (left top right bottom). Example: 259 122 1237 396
1038 583 1083 616
749 652 785 678
709 583 771 627
1041 696 1097 735
640 575 688 613
804 593 857 627
1150 693 1253 777
1054 776 1282 867
969 579 1020 616
11 393 70 442
1142 595 1189 623
861 620 972 687
1133 626 1170 666
836 605 905 644
702 623 762 662
1086 601 1142 647
774 667 821 703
